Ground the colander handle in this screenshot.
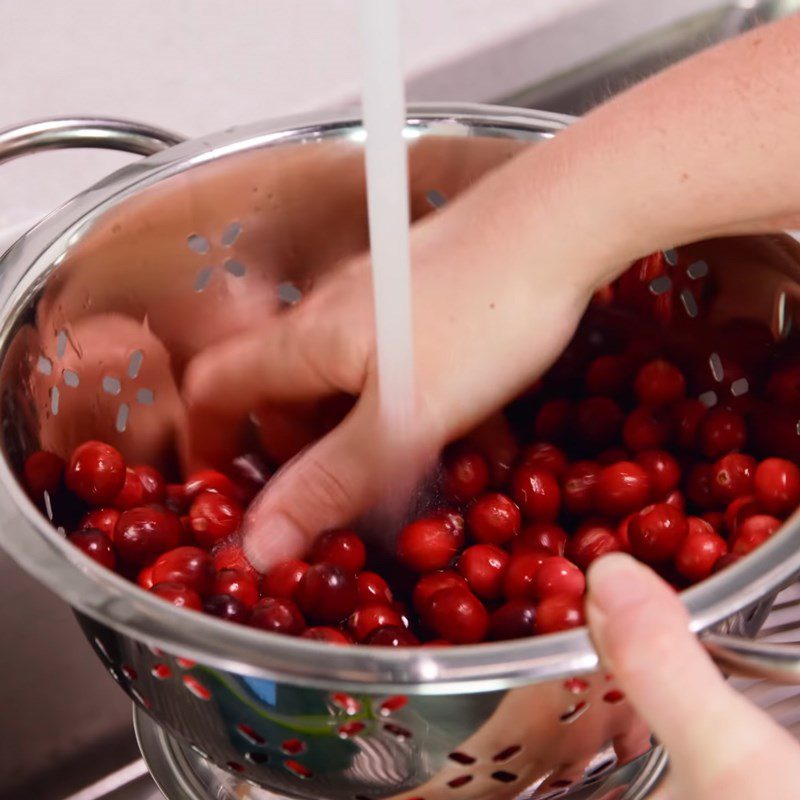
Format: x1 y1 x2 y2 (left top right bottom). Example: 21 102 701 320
0 117 184 162
703 633 800 683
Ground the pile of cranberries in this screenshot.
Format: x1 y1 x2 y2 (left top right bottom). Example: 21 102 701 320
20 251 800 646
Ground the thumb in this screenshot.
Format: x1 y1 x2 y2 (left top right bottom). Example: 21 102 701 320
586 554 797 790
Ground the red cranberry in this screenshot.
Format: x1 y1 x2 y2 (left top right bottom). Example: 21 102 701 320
397 515 464 573
365 626 420 646
567 524 620 571
150 582 202 611
532 557 585 599
113 506 182 565
534 399 574 442
520 442 568 479
295 563 358 624
699 407 746 458
68 529 116 570
685 463 716 510
535 594 585 634
732 515 781 556
711 453 756 504
701 511 725 531
616 514 633 552
675 527 728 582
724 495 762 536
412 570 469 613
228 453 270 502
23 450 65 497
423 587 489 644
262 559 309 598
203 594 249 623
457 544 509 601
511 465 560 521
137 565 154 590
311 529 367 572
623 407 671 452
594 462 651 517
585 354 632 397
754 458 800 516
503 552 547 600
152 546 214 595
213 568 259 608
597 447 630 465
442 447 489 502
574 397 624 449
635 449 681 500
189 491 243 548
467 492 521 545
250 597 306 636
114 468 145 510
165 483 189 513
184 469 240 500
134 465 166 504
213 545 258 580
672 399 707 451
664 489 686 512
302 627 351 644
628 504 688 564
634 359 686 406
562 461 600 516
488 601 538 640
66 441 126 505
79 507 120 538
349 605 405 642
513 522 567 556
357 571 393 606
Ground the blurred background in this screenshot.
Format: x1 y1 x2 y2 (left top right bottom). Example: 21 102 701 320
0 2 795 799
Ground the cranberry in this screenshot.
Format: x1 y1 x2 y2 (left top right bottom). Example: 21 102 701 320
365 626 420 646
724 495 762 536
513 522 567 556
532 557 585 599
488 601 538 641
213 568 259 608
228 453 270 501
503 552 548 600
23 450 65 497
634 359 686 406
534 399 574 442
562 461 600 516
701 511 725 531
150 582 202 611
442 447 489 502
79 507 120 538
262 560 310 599
250 597 306 636
732 515 781 555
457 544 509 601
574 397 624 450
311 529 367 572
349 605 405 642
357 571 393 606
520 442 568 478
412 570 468 613
114 468 145 510
754 458 800 516
635 449 681 500
137 565 154 590
664 489 686 512
585 354 632 397
567 523 620 571
152 546 214 595
699 407 746 458
672 399 707 451
302 627 351 644
184 469 240 500
165 483 189 513
597 447 630 465
113 506 182 565
68 529 116 570
203 594 249 623
397 515 464 573
535 594 585 634
711 453 756 504
134 465 166 504
594 462 651 517
628 504 688 563
66 441 126 505
511 465 560 521
295 563 358 624
189 491 243 548
213 545 258 580
467 492 521 545
423 587 489 644
623 407 671 452
685 463 716 510
616 515 633 552
675 527 728 582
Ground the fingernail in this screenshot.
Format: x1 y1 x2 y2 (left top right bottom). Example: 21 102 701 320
243 512 306 572
587 553 653 615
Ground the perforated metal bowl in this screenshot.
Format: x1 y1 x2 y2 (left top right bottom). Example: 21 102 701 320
2 107 800 800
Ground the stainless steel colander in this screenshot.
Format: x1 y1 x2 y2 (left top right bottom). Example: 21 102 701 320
2 106 800 800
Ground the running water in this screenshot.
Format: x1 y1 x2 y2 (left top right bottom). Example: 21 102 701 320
359 0 415 439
